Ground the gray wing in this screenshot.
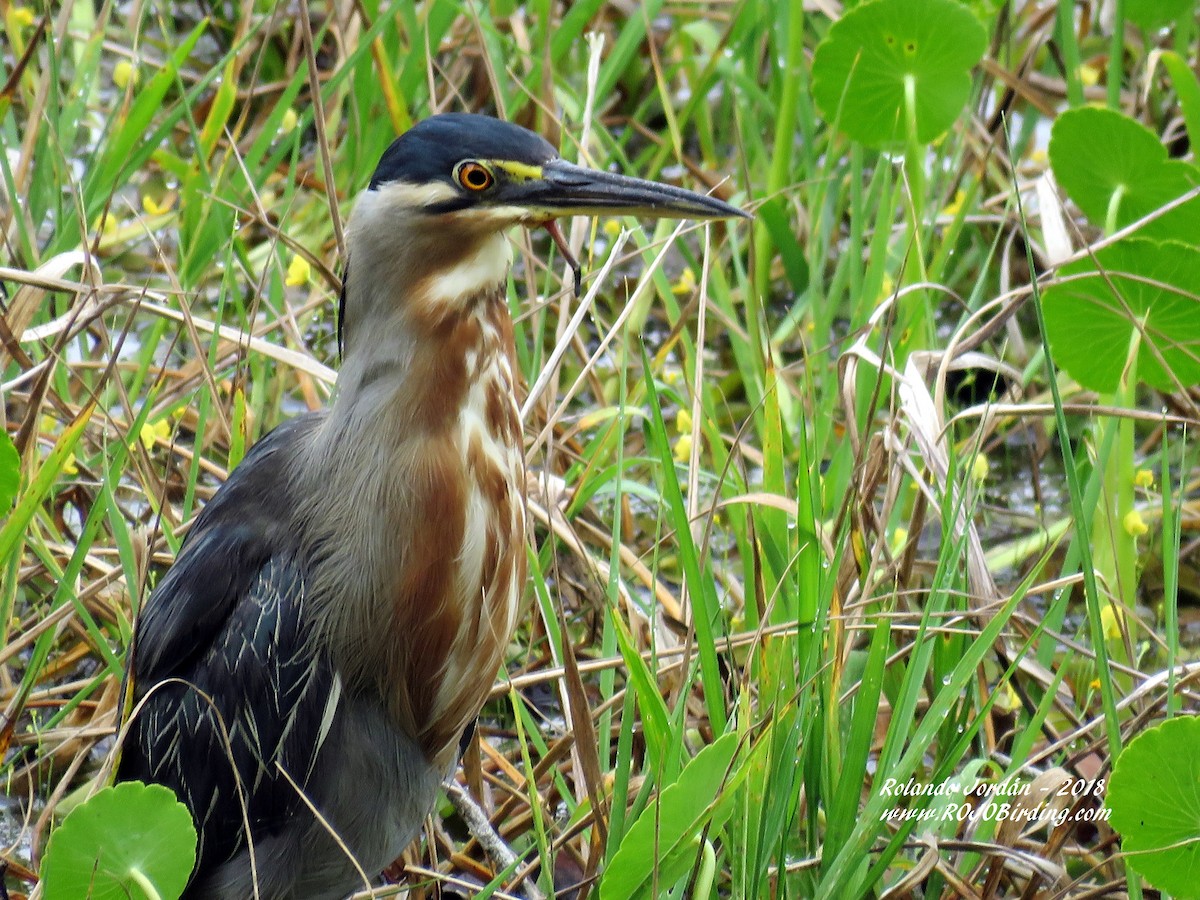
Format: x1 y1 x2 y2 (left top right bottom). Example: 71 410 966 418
118 413 336 878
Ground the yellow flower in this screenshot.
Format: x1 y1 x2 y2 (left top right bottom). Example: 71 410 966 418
602 219 621 238
671 268 696 295
1123 508 1148 537
139 419 171 451
994 680 1021 712
94 213 119 240
1099 603 1123 641
1080 64 1101 87
673 433 692 462
141 193 173 216
876 274 895 305
970 452 989 482
286 254 312 287
10 6 34 27
280 107 299 135
890 527 908 555
113 60 139 89
62 453 78 476
675 408 692 435
1134 468 1154 489
941 189 966 219
663 368 683 387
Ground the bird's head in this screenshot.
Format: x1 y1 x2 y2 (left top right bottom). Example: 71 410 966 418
342 113 747 343
367 112 744 228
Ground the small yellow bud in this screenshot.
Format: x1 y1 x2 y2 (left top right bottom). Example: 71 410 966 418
1123 509 1148 538
1099 603 1123 641
97 213 118 239
139 419 171 451
890 527 908 555
673 433 693 463
663 368 683 386
280 108 299 135
602 219 621 238
1133 469 1154 489
671 268 696 295
970 452 989 482
113 60 139 89
10 6 35 27
994 680 1021 712
674 408 692 435
62 453 78 476
286 254 312 287
141 193 173 216
876 274 895 305
1079 64 1101 87
940 189 966 219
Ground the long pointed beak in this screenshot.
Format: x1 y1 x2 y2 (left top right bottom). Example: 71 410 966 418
512 159 750 221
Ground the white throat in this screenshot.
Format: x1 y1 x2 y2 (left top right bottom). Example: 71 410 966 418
424 234 513 306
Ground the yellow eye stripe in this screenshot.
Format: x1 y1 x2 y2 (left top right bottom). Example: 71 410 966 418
492 160 544 182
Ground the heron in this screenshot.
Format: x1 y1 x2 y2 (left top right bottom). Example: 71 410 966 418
117 112 746 899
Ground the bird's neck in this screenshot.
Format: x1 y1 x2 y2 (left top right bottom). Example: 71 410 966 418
336 188 515 364
329 219 517 428
298 227 526 765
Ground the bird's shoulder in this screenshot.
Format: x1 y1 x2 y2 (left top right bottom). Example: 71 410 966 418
131 411 325 686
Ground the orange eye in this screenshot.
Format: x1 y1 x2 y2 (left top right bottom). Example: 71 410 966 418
455 162 494 191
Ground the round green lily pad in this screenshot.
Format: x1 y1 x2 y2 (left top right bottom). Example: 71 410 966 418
41 782 197 900
1041 239 1200 394
812 0 987 148
1125 0 1194 31
1048 107 1200 242
1107 715 1200 898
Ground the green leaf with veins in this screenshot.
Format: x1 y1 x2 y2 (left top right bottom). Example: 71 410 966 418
1107 715 1200 899
1042 239 1200 394
1049 107 1200 242
812 0 987 148
41 782 197 900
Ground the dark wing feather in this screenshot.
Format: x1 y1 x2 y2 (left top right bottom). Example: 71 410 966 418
119 413 335 876
130 415 318 682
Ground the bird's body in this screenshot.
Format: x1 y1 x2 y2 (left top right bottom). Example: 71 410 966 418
118 113 744 899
